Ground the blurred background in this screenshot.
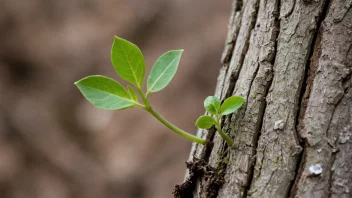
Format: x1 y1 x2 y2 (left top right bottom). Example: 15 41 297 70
0 0 231 197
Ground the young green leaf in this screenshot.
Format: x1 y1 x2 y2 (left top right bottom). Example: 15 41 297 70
75 75 136 110
127 86 138 102
111 36 146 88
204 96 221 115
195 115 216 129
147 50 183 94
220 96 245 116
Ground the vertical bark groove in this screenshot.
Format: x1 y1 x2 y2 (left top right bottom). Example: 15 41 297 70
289 1 331 197
221 0 244 65
212 0 279 197
293 0 352 196
221 0 261 99
248 0 327 197
245 0 280 196
217 0 246 100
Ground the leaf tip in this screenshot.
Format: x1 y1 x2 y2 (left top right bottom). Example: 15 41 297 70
176 49 184 54
170 49 184 53
74 80 81 86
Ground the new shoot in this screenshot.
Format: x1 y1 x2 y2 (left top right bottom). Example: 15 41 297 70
75 36 244 146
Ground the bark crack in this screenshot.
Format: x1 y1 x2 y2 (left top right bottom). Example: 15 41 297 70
206 1 262 197
288 0 332 197
224 0 260 99
244 0 280 196
221 0 244 66
242 61 260 114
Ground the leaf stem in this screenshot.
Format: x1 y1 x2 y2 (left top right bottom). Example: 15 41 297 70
215 118 233 146
137 88 206 145
145 107 206 144
145 91 151 98
137 88 151 107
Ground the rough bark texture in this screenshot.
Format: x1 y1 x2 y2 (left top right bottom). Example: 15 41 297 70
185 0 352 197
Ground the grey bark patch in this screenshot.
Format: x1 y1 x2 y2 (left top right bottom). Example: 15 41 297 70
249 0 326 197
294 0 352 197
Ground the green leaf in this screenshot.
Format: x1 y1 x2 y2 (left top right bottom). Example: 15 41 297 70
75 75 136 110
127 85 138 102
147 50 183 93
111 36 146 88
220 96 245 116
204 96 221 115
195 115 216 129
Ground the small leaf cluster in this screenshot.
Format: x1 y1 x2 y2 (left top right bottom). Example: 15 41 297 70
75 36 183 110
74 36 244 146
75 36 209 145
195 95 245 146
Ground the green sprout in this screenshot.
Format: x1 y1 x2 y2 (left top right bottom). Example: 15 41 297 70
195 96 244 146
74 36 244 146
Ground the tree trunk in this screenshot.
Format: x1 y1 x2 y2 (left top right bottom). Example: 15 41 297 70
182 0 352 197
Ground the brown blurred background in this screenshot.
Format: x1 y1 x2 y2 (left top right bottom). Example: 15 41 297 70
0 0 231 197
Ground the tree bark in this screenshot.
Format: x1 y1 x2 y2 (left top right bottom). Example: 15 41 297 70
183 0 352 197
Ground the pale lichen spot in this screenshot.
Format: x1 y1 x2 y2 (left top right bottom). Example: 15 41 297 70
309 164 323 175
274 120 285 130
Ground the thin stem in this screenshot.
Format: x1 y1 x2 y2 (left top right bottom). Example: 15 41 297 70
145 107 206 145
137 87 206 145
137 88 151 107
132 101 145 108
215 118 233 146
145 90 151 98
